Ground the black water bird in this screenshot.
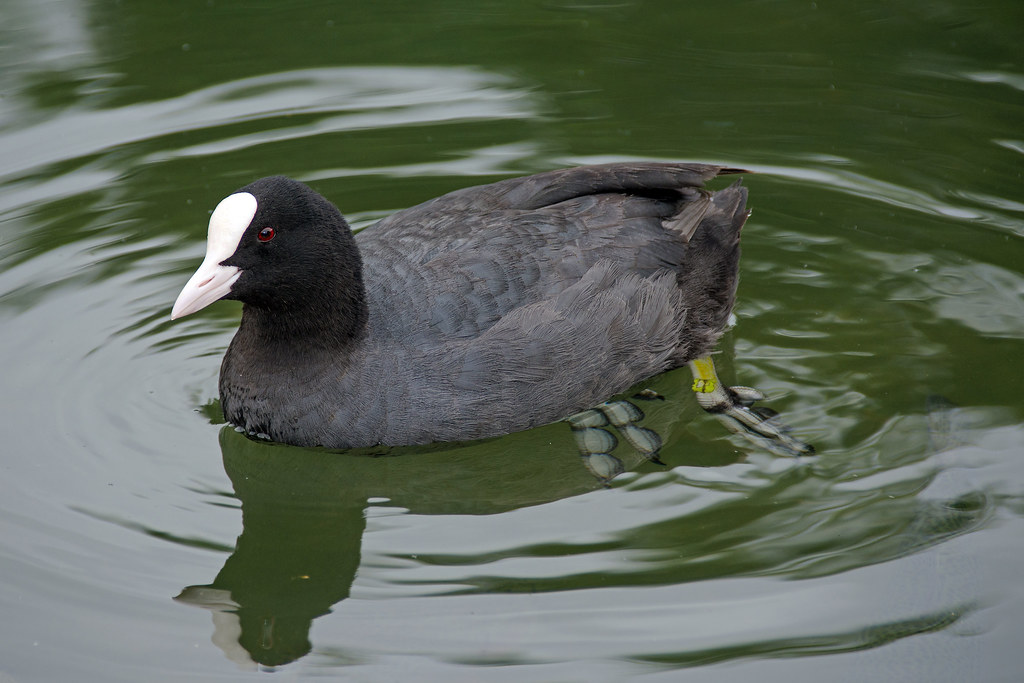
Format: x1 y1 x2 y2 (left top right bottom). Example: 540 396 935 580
172 163 812 456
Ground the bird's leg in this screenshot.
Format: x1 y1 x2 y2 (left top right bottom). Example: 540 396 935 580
688 356 814 456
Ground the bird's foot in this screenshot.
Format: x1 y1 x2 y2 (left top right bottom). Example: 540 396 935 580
568 399 665 484
689 357 815 457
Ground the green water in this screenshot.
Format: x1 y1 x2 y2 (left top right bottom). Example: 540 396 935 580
1 1 1022 680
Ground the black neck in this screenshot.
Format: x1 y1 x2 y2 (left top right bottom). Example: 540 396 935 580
237 267 369 354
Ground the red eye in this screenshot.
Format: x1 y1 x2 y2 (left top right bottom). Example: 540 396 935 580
257 227 275 242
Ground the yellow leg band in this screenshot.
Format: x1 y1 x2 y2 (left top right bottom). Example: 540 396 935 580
690 357 718 393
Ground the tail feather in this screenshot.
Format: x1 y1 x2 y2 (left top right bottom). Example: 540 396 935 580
671 180 748 362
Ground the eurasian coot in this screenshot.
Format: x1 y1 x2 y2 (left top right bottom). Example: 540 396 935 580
172 163 812 456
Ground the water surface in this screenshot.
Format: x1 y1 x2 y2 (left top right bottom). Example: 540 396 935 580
1 1 1022 681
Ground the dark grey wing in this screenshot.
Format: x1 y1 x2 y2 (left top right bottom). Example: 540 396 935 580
340 261 688 445
439 262 685 434
356 163 746 347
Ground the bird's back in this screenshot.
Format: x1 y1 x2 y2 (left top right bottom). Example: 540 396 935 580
356 162 747 353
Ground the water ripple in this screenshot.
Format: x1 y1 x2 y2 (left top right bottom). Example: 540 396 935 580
0 66 538 197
